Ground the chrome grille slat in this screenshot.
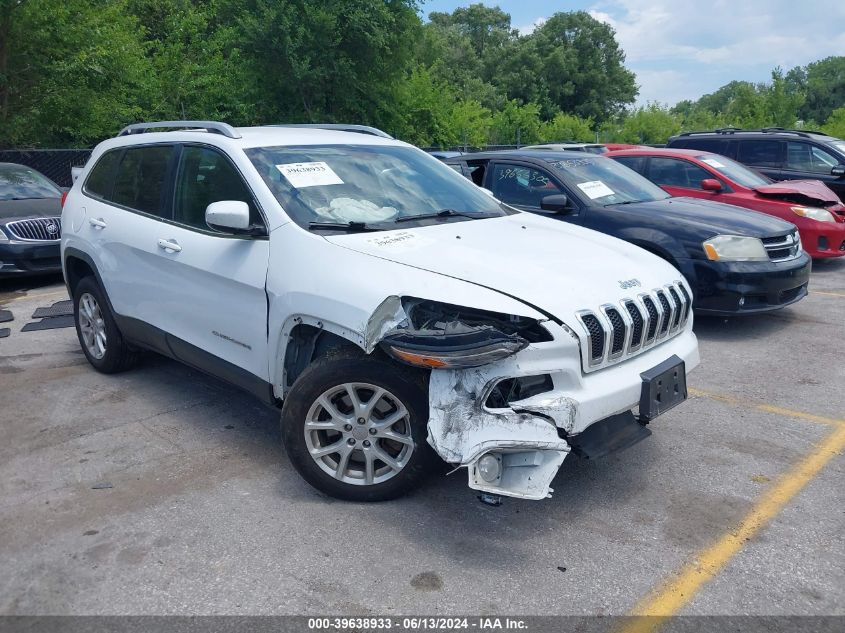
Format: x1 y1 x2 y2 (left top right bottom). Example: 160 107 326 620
576 280 692 372
5 217 62 241
762 231 800 262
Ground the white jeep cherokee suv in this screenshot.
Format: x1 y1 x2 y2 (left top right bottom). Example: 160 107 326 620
61 121 699 503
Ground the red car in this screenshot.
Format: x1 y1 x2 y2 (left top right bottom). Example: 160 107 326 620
603 143 644 151
607 147 845 258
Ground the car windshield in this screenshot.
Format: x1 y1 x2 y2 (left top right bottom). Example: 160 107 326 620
546 156 670 206
245 144 507 231
696 154 771 188
828 140 845 156
0 165 61 201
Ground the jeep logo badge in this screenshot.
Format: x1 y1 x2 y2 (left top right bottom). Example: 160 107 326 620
618 278 641 289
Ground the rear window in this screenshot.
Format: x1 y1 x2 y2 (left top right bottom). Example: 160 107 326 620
110 146 174 216
0 165 61 201
610 155 647 174
737 140 781 167
84 150 121 199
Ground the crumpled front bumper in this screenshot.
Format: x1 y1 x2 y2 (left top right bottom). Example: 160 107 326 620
426 321 700 500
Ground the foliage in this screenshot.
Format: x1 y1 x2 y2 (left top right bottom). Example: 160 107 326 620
0 0 843 148
821 107 845 139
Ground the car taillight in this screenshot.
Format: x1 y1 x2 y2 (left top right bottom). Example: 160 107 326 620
61 191 68 207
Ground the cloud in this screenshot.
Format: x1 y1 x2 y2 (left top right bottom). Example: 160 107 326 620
587 0 845 104
516 16 547 35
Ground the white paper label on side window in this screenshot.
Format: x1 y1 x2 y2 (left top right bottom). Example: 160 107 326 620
701 158 726 169
276 162 344 188
576 180 615 199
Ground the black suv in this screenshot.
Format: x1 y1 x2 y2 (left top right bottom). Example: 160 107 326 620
445 150 811 315
667 128 845 200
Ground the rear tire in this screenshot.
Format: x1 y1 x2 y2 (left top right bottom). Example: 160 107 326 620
281 355 436 501
73 276 138 374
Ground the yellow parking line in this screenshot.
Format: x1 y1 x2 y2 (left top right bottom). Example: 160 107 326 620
688 387 844 427
622 422 845 633
810 290 845 298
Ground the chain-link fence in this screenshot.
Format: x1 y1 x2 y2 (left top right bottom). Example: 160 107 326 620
0 150 92 188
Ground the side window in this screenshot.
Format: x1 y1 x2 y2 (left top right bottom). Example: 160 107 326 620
83 150 121 199
611 156 647 174
676 139 729 155
465 160 487 186
648 157 711 188
173 146 261 231
111 146 174 216
785 142 839 174
491 163 561 208
737 140 781 167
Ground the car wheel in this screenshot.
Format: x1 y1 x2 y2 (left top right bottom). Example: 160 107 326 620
73 276 138 373
281 355 436 501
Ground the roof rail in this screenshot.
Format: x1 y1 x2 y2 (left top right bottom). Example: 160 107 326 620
118 120 241 139
272 123 393 139
678 127 829 139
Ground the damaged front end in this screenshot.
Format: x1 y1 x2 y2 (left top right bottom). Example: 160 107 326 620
369 297 577 501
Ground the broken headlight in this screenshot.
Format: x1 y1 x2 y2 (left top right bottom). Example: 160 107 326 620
379 298 552 369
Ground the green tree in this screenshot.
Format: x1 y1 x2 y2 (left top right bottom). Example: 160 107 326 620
616 104 681 144
765 67 804 128
489 100 541 145
539 112 594 142
530 12 637 123
391 66 456 147
795 56 845 124
821 107 845 139
449 100 492 148
0 0 152 147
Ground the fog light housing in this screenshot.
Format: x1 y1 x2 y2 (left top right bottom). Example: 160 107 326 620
477 453 502 483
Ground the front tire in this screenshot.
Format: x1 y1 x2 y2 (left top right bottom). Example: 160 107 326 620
73 276 138 373
281 356 435 501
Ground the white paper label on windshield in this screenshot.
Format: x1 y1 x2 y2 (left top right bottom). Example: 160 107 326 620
577 180 615 199
276 162 343 188
701 158 726 169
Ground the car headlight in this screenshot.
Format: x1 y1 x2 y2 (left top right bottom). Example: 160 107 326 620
791 206 836 223
379 298 551 369
702 235 769 262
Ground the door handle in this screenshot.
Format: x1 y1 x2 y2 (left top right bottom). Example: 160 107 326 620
88 217 107 229
157 238 182 253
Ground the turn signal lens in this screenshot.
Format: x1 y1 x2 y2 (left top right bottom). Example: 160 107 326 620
387 348 449 368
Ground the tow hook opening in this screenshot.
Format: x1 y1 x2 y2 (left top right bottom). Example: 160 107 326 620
478 492 503 507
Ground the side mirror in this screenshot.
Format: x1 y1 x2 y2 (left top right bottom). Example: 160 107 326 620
701 178 723 192
540 194 571 213
479 187 497 198
206 200 251 233
831 165 845 178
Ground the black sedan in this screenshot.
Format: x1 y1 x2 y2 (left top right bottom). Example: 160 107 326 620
0 163 63 276
445 150 811 315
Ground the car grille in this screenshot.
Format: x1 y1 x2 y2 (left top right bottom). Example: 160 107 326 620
4 217 62 241
760 232 800 262
574 281 691 372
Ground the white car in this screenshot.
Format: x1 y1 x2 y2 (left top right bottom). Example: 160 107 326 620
61 121 699 503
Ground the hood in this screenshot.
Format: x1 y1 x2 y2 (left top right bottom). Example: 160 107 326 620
630 197 795 237
325 213 683 324
0 197 62 221
752 179 841 206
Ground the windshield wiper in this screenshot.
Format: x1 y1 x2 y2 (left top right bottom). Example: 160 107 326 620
395 208 494 223
308 221 382 233
606 199 647 206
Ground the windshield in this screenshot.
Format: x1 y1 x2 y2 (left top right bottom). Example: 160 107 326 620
547 156 670 205
245 144 507 230
0 165 61 201
829 140 845 157
696 154 770 188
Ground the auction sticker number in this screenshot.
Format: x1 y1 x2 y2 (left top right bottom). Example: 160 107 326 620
276 161 344 188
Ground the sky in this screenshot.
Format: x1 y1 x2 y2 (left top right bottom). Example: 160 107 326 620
420 0 845 107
